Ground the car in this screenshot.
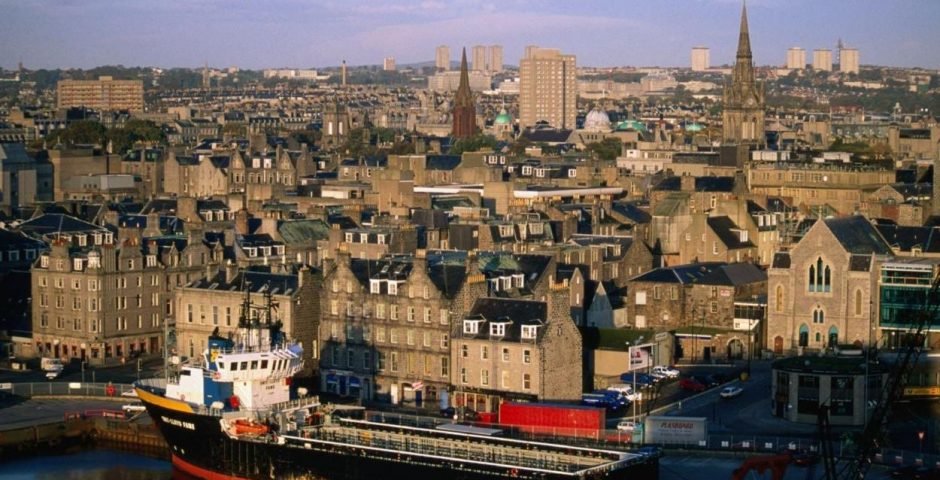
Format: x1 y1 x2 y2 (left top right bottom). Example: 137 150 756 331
720 386 744 399
694 375 720 388
606 384 642 402
616 420 637 432
679 378 705 392
122 403 146 414
652 366 680 378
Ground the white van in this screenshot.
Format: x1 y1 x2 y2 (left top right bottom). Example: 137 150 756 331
605 384 641 402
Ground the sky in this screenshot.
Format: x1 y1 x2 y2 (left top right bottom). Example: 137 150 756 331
1 0 939 71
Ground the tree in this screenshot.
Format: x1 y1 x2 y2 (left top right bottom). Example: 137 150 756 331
47 120 108 146
585 137 623 161
106 119 165 154
449 134 498 155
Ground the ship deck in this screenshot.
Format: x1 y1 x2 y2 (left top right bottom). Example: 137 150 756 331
281 418 645 477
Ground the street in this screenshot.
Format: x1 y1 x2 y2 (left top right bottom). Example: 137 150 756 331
0 357 165 385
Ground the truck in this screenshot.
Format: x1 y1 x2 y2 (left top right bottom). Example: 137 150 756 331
581 391 627 411
498 402 606 439
41 357 64 380
620 372 657 388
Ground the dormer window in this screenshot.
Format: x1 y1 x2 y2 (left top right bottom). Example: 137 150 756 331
501 277 511 290
275 245 285 255
377 235 386 245
93 233 102 245
530 223 544 235
262 246 271 256
490 323 506 337
463 320 480 334
513 274 524 288
499 225 514 238
78 235 87 247
521 325 539 339
40 255 49 268
568 168 577 178
73 258 84 271
388 282 398 296
359 233 368 243
146 255 157 267
88 255 100 269
104 233 113 244
370 280 381 294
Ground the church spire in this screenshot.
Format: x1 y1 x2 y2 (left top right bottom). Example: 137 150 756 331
451 47 476 139
736 1 752 60
454 47 472 108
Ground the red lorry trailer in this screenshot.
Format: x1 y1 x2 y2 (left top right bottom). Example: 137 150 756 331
498 402 606 439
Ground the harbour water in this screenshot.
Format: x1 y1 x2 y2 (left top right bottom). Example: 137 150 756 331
0 449 171 480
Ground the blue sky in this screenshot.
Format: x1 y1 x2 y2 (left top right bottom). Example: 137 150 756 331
1 0 938 70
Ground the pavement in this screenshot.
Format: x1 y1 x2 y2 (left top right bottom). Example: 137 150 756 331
0 357 164 385
661 451 897 480
0 397 128 430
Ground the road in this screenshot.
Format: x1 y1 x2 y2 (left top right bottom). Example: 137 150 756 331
661 451 897 480
0 397 130 430
0 357 165 385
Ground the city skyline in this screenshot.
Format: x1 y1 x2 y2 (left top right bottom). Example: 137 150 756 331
1 0 939 70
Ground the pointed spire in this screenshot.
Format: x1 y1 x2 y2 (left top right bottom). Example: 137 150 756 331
455 47 472 107
736 0 752 60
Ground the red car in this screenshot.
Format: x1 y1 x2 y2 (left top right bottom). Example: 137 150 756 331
679 378 705 392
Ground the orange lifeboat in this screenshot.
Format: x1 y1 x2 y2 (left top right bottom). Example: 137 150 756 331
233 419 269 436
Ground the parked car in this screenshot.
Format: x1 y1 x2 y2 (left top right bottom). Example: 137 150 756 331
652 366 680 378
620 372 657 387
694 375 720 388
440 406 479 421
679 377 705 392
720 386 743 399
606 384 642 402
616 420 637 432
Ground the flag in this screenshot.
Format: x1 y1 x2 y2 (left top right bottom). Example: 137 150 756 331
412 381 424 391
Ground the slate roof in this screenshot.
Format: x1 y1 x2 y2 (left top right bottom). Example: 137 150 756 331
278 219 331 244
654 176 736 192
771 252 791 269
631 262 726 284
188 270 299 296
875 225 940 253
459 298 548 343
17 213 107 237
611 201 652 224
348 257 467 298
425 155 461 171
696 263 766 286
824 216 892 255
849 255 873 272
708 216 755 249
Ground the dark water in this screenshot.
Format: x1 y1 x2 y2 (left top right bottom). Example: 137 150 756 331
0 449 171 480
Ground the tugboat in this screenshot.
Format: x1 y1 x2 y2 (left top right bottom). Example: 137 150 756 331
137 299 659 479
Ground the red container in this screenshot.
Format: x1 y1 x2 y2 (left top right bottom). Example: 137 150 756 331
498 402 605 438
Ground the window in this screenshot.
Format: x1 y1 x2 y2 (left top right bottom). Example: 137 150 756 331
798 324 809 347
481 346 489 360
363 351 371 370
775 285 784 312
501 371 510 388
502 348 510 362
388 282 398 295
461 345 468 358
828 326 839 347
226 307 232 326
463 320 479 334
390 329 399 344
481 369 489 386
187 304 193 323
523 349 531 364
808 257 832 293
521 325 538 339
422 331 430 347
376 304 385 319
812 308 825 324
440 309 449 325
376 327 386 343
440 357 449 378
490 323 506 337
797 375 819 415
441 333 449 349
460 367 467 384
390 305 399 321
377 352 386 371
330 300 339 316
406 307 415 322
370 280 380 294
347 350 355 368
523 373 531 390
423 307 431 323
854 290 863 316
406 330 415 346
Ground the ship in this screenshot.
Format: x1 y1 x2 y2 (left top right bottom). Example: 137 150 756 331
137 326 658 479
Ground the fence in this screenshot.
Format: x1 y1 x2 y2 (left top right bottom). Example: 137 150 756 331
0 382 136 399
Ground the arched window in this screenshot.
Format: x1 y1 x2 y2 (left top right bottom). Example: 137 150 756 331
798 324 809 347
854 290 863 316
828 326 839 347
815 332 821 343
813 308 825 324
808 257 832 293
775 285 784 313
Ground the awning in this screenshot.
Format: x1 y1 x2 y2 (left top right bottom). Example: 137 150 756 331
325 373 338 384
348 377 361 388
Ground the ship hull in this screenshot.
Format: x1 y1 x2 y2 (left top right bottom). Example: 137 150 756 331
140 390 657 480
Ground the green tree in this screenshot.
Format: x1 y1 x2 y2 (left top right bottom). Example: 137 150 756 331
585 137 623 161
106 119 165 154
48 120 108 146
449 134 498 155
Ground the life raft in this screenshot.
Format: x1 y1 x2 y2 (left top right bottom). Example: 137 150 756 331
233 419 269 436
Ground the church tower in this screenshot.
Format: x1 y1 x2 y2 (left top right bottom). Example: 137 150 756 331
722 2 765 147
451 48 476 139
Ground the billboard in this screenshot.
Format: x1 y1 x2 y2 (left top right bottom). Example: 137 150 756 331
628 343 654 371
643 416 707 445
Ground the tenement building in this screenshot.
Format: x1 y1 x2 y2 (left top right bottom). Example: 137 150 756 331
57 76 145 112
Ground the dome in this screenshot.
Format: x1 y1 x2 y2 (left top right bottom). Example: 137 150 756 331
615 120 647 132
494 109 512 125
583 108 611 131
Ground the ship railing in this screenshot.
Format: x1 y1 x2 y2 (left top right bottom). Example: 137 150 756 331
194 395 320 418
208 341 301 357
281 420 644 476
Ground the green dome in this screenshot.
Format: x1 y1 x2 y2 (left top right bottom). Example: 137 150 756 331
494 109 512 125
685 122 704 132
615 120 647 132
